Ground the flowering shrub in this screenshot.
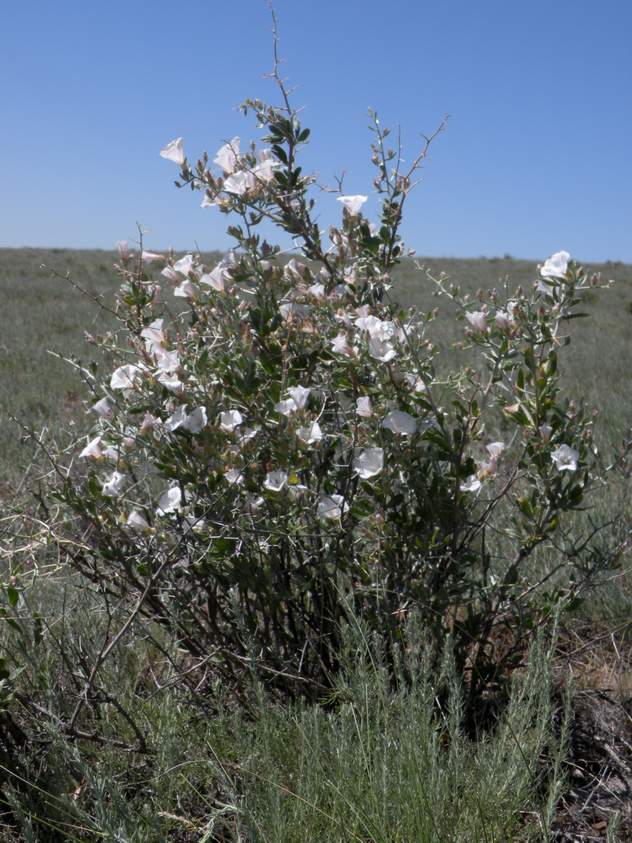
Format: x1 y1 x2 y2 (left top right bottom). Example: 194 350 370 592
33 71 622 709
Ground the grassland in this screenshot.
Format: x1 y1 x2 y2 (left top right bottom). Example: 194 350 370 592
1 248 631 840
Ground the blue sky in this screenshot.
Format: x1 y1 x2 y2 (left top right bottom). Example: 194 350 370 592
2 0 631 261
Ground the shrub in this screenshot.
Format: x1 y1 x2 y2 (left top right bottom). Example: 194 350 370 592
9 53 624 721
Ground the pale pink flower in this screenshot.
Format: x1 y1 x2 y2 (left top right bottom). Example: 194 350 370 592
173 279 196 299
297 422 323 445
91 397 113 419
337 195 368 216
368 335 396 363
102 471 126 497
110 364 142 390
551 444 579 472
223 170 256 196
116 240 130 261
224 468 244 486
353 448 384 480
157 484 183 515
264 470 288 493
460 475 482 493
382 410 418 436
276 398 298 417
160 137 185 166
287 386 311 410
539 424 553 443
494 310 515 332
465 310 487 332
317 494 348 520
356 396 373 417
214 137 240 173
141 251 165 264
331 332 352 356
220 410 243 432
79 435 104 460
173 254 195 276
126 510 151 532
540 251 570 279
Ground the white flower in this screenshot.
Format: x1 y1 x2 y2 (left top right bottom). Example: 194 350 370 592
551 444 579 472
382 410 418 436
110 364 142 390
287 386 311 410
174 279 196 299
317 494 348 520
91 397 113 419
200 263 230 291
331 332 352 356
160 266 181 284
157 484 183 515
165 405 206 434
307 283 326 300
337 195 368 216
224 468 244 486
141 319 166 354
253 155 280 183
276 398 298 417
220 410 243 432
356 396 373 418
160 137 185 166
141 250 164 264
353 448 384 480
486 441 505 460
264 470 288 493
165 405 187 432
223 170 256 196
102 471 126 497
297 422 323 445
183 406 207 433
79 435 104 460
539 423 553 443
540 251 570 279
213 137 240 173
495 310 515 332
156 371 185 394
460 475 482 493
173 254 195 276
465 310 487 332
368 335 396 363
127 510 151 532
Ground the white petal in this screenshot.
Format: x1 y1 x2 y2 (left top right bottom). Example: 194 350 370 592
287 386 311 410
160 137 185 166
297 422 323 445
275 398 298 417
264 470 288 492
220 410 243 432
356 396 373 417
460 475 482 493
540 251 570 279
110 364 142 390
157 484 182 515
213 137 240 173
353 447 384 480
79 435 103 459
317 494 348 520
337 195 368 216
102 471 126 497
381 410 417 436
127 510 151 531
182 406 207 434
